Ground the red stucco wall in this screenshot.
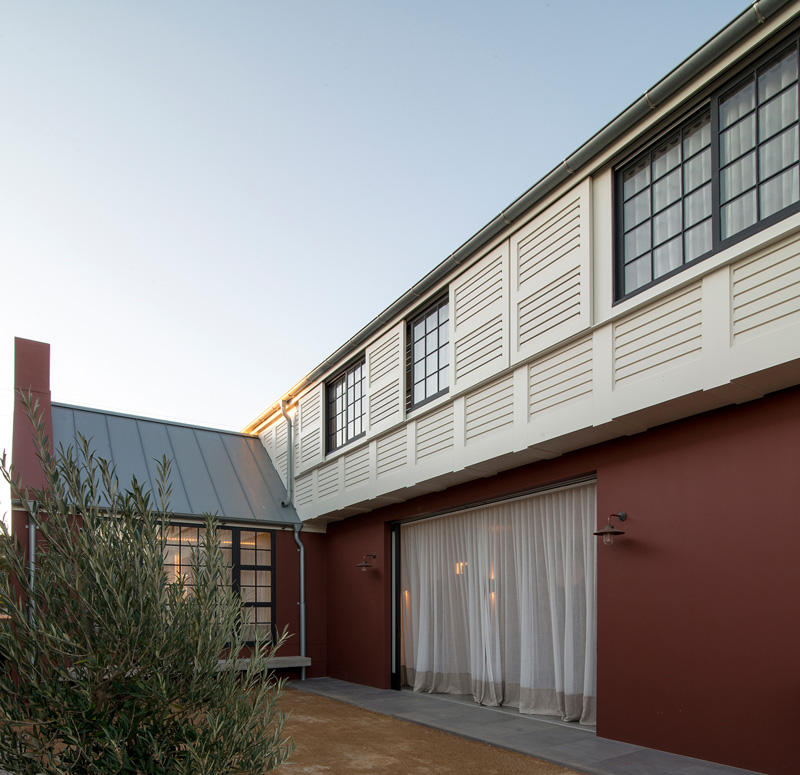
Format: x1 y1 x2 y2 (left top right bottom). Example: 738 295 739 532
325 514 393 688
274 529 328 678
595 386 800 775
322 387 800 775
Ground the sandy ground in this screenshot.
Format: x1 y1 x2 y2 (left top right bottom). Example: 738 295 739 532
272 688 582 775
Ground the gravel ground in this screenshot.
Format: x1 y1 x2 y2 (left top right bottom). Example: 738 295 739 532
273 687 582 775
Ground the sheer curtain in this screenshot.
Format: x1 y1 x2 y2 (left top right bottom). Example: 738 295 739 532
400 482 596 725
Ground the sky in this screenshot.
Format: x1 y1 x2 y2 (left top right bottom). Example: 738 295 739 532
1 0 748 523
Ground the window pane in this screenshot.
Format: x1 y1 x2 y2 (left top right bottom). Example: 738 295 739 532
438 303 449 325
758 84 798 142
425 352 438 375
683 148 711 193
623 157 650 199
653 236 683 278
414 381 425 405
179 546 194 567
758 47 798 102
684 219 713 262
720 115 756 165
624 254 652 294
721 191 757 239
653 202 682 246
720 152 757 203
684 183 712 228
760 126 799 179
683 113 711 157
425 330 438 354
624 222 650 259
439 322 449 345
241 538 256 564
760 164 800 219
720 77 755 129
624 189 650 228
413 320 425 342
652 168 681 212
426 374 438 396
652 134 681 179
255 607 270 624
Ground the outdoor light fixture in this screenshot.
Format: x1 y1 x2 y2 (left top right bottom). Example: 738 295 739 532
593 512 627 545
356 553 377 571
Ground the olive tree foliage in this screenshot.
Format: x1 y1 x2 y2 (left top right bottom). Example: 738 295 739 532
0 395 293 774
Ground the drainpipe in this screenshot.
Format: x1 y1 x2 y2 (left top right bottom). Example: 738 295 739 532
27 501 38 625
293 524 307 681
279 400 306 679
279 399 293 507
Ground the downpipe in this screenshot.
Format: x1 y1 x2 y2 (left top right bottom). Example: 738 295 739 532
293 524 307 681
28 500 38 625
280 400 306 679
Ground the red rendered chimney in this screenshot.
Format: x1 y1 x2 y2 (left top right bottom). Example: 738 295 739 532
11 337 52 546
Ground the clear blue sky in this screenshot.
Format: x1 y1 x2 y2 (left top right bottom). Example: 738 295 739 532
1 0 747 522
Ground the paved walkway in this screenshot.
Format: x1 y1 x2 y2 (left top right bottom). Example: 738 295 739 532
289 678 763 775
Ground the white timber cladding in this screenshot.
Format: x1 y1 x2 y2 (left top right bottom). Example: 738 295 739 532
296 385 324 472
344 445 370 490
415 404 456 461
529 336 593 417
451 243 510 393
275 421 288 485
317 460 339 500
259 210 800 521
366 321 404 435
464 375 515 443
510 177 592 365
732 231 800 342
613 284 703 386
295 473 314 508
376 427 408 478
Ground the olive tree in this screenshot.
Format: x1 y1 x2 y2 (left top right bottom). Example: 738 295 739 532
0 395 293 774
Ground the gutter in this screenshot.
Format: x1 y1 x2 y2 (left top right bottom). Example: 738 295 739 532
243 0 794 436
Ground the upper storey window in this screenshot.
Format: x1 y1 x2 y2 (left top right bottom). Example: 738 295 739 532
407 295 449 410
327 357 365 452
616 39 800 300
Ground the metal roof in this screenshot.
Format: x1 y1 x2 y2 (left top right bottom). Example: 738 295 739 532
51 403 299 526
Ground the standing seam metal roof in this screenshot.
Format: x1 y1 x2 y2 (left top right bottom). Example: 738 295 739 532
51 403 299 526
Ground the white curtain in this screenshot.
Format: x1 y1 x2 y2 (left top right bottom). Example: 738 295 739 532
400 482 596 725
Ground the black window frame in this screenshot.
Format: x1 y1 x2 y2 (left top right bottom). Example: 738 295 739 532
406 294 450 412
326 355 366 454
161 523 276 644
615 33 800 302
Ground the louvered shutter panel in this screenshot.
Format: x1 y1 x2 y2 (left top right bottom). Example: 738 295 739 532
511 179 591 365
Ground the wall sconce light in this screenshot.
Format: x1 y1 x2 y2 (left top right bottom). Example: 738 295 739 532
593 512 627 545
356 553 377 571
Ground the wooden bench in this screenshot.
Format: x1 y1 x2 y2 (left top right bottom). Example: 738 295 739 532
217 656 311 671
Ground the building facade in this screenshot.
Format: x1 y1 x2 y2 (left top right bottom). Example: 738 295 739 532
10 4 800 774
244 3 800 773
